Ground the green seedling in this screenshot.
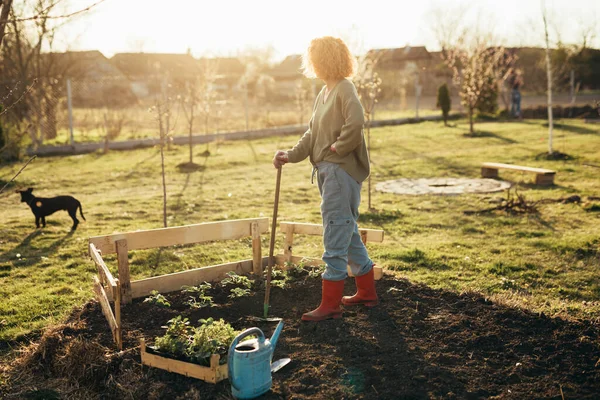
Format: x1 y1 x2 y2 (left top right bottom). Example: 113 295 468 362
228 287 251 299
221 271 253 288
143 290 171 307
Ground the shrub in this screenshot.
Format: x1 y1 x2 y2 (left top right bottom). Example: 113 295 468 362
436 83 451 126
475 76 498 115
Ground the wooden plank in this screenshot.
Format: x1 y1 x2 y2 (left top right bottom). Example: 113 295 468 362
130 259 254 299
114 279 122 350
92 276 119 344
481 162 555 174
116 239 132 304
89 218 270 254
279 222 384 243
251 221 263 275
140 339 228 383
275 254 383 280
276 254 324 268
89 243 117 290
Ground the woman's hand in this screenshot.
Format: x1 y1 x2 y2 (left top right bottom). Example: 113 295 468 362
273 150 289 168
330 136 340 153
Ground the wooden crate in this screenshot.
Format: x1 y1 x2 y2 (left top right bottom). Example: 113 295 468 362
140 339 228 384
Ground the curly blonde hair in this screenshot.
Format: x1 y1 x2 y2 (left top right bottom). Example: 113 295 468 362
302 36 355 80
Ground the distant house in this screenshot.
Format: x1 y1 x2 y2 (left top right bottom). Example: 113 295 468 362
42 50 125 80
196 57 246 91
365 46 442 97
367 46 432 71
267 55 317 98
111 52 200 98
41 51 136 107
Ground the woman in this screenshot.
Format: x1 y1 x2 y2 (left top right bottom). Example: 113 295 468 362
273 36 377 322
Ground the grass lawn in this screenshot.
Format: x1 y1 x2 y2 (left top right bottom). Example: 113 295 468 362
0 118 599 344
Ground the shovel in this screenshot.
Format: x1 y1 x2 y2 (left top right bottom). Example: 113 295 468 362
263 167 282 319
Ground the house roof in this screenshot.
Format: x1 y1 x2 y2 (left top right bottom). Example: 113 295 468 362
197 57 245 76
41 50 125 79
367 46 432 69
110 53 199 78
268 55 303 79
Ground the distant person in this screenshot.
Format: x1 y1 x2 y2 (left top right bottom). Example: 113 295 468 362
272 36 378 322
509 69 523 119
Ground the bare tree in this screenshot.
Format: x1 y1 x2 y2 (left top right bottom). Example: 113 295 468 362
197 58 219 155
443 35 514 134
100 109 126 153
180 77 198 165
0 1 91 148
0 0 14 49
542 2 554 155
294 81 309 125
151 72 177 228
355 53 382 211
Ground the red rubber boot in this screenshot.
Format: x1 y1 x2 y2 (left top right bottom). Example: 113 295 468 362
342 268 378 307
301 279 345 321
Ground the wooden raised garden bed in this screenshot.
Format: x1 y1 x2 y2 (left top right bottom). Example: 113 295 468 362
88 218 384 351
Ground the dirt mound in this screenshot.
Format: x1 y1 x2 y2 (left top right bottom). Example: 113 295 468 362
2 274 600 399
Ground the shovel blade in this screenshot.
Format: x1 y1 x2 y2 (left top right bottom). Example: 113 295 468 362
271 357 291 373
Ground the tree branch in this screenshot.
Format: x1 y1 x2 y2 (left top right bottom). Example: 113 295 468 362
0 155 36 195
0 0 14 48
10 0 105 22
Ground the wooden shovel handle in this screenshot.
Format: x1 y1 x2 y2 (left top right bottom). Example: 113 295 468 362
264 167 282 316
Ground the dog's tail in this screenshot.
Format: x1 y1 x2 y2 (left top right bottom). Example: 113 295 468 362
79 202 86 221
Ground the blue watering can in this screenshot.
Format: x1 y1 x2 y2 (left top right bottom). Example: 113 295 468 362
228 320 286 399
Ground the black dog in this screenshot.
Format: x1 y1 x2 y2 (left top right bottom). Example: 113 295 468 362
17 188 86 230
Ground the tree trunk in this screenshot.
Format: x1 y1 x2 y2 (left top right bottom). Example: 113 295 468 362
542 6 554 155
204 112 209 153
188 106 194 164
468 106 474 134
0 0 14 49
158 106 167 228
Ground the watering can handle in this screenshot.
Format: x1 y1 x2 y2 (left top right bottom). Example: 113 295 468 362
228 327 265 390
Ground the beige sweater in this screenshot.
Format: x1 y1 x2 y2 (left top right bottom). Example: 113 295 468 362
286 78 370 183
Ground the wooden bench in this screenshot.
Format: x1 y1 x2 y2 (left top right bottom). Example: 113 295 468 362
481 162 556 186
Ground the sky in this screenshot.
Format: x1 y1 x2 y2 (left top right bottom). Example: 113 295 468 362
51 0 600 60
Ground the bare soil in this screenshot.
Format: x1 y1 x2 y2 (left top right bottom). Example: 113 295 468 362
2 272 600 399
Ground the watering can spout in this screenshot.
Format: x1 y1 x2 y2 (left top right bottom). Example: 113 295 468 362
269 320 284 350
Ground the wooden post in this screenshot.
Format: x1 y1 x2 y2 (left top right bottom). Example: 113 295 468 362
114 279 122 350
360 230 368 245
251 221 262 275
284 224 294 264
481 167 499 178
116 239 132 304
535 173 555 186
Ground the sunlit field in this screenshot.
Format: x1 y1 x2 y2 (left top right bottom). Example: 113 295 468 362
1 118 599 344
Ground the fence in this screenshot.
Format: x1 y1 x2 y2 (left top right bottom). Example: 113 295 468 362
4 73 599 152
